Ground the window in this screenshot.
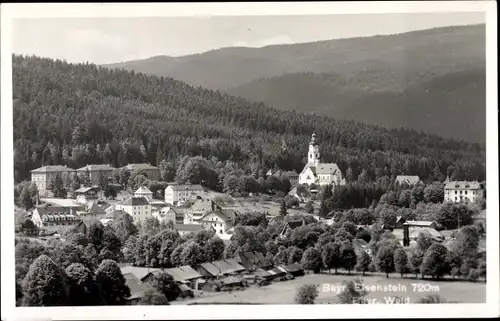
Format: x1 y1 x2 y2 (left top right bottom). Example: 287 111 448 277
219 230 223 234
455 191 457 194
465 191 468 195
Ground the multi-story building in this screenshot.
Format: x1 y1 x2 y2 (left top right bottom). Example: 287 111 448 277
30 165 75 195
114 197 152 223
184 198 217 224
120 163 160 181
444 181 483 204
298 133 345 188
153 207 184 224
76 164 116 186
31 204 81 229
164 184 205 206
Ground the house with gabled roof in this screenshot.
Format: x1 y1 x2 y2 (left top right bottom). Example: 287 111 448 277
196 209 236 240
75 186 100 204
298 133 345 188
234 251 273 271
114 196 152 223
444 180 483 204
395 175 421 186
163 265 203 289
31 204 82 231
76 164 115 186
164 184 205 206
134 186 154 202
30 165 75 195
120 163 160 180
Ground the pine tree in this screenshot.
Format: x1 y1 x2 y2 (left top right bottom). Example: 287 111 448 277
53 173 67 198
279 198 288 216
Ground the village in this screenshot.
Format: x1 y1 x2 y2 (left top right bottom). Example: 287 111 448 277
15 133 487 305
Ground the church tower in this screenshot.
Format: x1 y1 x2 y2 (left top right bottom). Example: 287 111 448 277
308 133 320 166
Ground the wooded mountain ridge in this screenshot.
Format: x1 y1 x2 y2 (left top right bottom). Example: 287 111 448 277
13 55 485 184
106 25 486 143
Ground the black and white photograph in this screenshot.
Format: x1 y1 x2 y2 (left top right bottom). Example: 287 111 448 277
1 2 498 320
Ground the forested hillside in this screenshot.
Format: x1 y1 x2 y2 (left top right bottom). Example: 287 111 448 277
13 55 485 184
107 25 486 143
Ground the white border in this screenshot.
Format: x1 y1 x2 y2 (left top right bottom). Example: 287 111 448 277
1 2 498 320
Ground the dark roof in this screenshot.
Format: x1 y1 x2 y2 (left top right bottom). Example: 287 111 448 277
211 259 246 274
117 197 150 206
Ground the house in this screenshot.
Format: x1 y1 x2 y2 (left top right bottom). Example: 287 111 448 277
153 207 183 224
30 165 75 195
298 133 346 188
134 186 153 202
195 262 222 279
30 204 82 230
123 272 155 305
163 265 203 290
285 172 300 187
114 197 152 223
75 200 108 222
234 251 273 271
120 163 160 181
74 186 100 204
164 184 205 206
120 265 162 283
174 223 208 236
395 175 421 186
444 181 483 204
279 219 305 237
196 209 236 240
184 199 217 223
76 164 115 186
211 259 246 275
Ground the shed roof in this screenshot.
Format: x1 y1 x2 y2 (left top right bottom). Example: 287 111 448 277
164 265 202 282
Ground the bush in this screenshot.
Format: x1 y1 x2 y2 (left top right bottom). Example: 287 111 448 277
294 284 319 304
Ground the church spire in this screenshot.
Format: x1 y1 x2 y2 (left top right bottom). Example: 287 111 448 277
308 133 320 165
310 133 318 146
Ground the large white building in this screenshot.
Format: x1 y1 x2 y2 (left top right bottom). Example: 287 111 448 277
164 184 205 206
114 196 152 223
444 181 483 204
298 133 345 187
30 165 75 195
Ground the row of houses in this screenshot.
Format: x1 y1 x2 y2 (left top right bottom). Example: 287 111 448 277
119 251 305 304
30 163 161 194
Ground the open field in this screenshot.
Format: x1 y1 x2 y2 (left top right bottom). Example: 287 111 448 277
178 273 486 305
221 198 320 216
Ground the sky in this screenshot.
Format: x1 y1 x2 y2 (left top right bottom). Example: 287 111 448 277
12 12 485 65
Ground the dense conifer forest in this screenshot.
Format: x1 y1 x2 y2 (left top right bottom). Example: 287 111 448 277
13 55 485 184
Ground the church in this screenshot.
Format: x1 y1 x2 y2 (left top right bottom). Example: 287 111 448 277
298 133 346 187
